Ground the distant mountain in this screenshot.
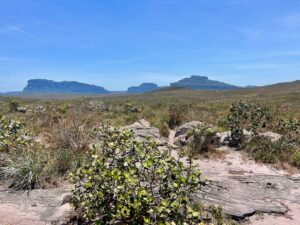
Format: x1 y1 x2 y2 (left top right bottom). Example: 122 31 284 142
0 91 22 96
245 85 257 88
23 79 109 94
170 75 239 90
127 83 159 93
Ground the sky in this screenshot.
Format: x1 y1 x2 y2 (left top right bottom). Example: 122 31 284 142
0 0 300 92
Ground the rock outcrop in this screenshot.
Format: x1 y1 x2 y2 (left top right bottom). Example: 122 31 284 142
173 121 220 147
16 106 28 113
0 186 74 225
122 119 168 146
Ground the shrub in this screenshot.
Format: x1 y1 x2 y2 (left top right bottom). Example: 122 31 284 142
278 118 300 141
70 126 208 225
159 121 170 138
245 136 298 165
54 148 74 175
9 100 19 112
0 115 23 152
0 146 53 190
222 102 272 147
167 104 188 129
123 101 141 113
291 151 300 168
187 124 218 157
57 104 69 114
51 110 93 152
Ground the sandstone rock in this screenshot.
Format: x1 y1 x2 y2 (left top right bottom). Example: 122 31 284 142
122 119 168 146
217 130 282 146
35 105 46 113
260 131 282 142
16 107 28 113
171 145 300 221
195 174 300 220
174 121 204 145
87 100 108 111
216 131 231 145
0 186 74 225
175 121 204 138
174 121 220 146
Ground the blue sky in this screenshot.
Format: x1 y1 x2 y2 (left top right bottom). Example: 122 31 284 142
0 0 300 91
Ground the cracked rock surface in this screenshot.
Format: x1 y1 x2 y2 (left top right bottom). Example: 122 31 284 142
0 186 74 225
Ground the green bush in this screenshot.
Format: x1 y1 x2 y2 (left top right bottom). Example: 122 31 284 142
70 126 207 225
222 102 272 147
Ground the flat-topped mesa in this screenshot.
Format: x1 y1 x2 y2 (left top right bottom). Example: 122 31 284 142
170 75 239 90
23 79 109 94
127 83 159 93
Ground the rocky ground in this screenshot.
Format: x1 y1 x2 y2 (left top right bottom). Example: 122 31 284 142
170 122 300 225
0 185 73 225
0 120 299 225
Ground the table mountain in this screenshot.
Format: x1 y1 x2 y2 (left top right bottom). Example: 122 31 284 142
170 75 239 90
127 83 159 93
23 79 109 94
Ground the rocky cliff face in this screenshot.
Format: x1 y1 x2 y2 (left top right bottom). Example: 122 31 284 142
127 83 159 93
23 79 109 94
170 75 239 90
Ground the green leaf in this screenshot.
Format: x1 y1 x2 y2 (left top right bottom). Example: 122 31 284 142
143 216 150 224
142 159 153 168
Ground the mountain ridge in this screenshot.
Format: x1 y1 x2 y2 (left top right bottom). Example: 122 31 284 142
23 79 109 94
127 83 159 93
170 75 239 90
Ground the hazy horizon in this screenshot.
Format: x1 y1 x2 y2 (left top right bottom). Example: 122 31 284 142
1 0 300 92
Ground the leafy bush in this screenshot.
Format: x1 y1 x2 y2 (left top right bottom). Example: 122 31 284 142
70 126 208 225
222 102 272 147
167 104 188 129
0 115 23 152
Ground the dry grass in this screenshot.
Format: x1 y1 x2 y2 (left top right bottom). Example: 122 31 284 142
0 80 299 186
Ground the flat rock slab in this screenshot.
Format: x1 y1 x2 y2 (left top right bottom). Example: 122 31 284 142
185 147 300 222
195 175 300 220
0 186 74 225
122 119 168 146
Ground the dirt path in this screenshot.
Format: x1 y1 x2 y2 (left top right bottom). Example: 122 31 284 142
168 129 300 224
